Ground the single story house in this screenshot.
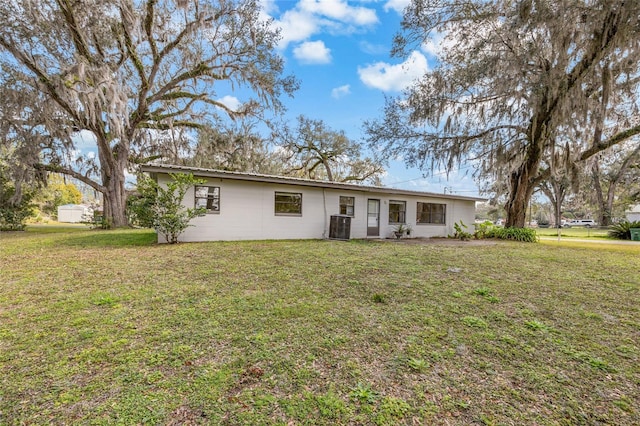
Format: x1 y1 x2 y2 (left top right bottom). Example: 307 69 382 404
141 164 485 243
57 204 92 223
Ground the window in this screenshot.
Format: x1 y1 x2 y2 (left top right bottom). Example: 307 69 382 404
195 186 220 213
275 192 302 215
339 196 355 216
417 202 446 224
388 200 406 224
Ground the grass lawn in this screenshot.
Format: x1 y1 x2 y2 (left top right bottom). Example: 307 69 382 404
1 228 639 425
535 227 610 239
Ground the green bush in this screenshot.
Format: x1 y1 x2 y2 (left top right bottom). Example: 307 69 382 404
451 220 472 240
126 180 156 228
489 226 538 243
134 173 206 243
0 204 33 231
537 218 550 228
0 170 34 231
473 220 495 239
608 221 640 240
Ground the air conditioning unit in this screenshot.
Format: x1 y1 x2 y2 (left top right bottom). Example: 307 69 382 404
329 215 351 240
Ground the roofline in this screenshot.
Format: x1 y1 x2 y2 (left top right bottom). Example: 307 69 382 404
140 164 487 202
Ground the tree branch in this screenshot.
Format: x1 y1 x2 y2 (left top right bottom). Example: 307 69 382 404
34 163 105 193
580 124 640 161
55 0 94 64
0 37 82 125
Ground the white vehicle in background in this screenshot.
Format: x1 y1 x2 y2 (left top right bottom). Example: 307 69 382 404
563 219 597 228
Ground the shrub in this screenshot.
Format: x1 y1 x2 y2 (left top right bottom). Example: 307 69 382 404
126 179 157 228
537 218 550 228
134 173 206 243
473 220 495 239
0 204 33 231
451 220 472 240
490 226 538 243
608 220 640 240
0 172 34 231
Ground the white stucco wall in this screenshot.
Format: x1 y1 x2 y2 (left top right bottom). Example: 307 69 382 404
155 173 477 243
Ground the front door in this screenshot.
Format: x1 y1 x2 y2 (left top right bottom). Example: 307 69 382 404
367 199 380 237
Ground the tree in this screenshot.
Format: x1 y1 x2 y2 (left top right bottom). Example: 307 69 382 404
0 0 297 227
278 116 384 185
0 79 50 229
187 121 288 175
33 174 83 219
590 142 640 225
132 173 205 243
539 174 572 228
365 0 640 227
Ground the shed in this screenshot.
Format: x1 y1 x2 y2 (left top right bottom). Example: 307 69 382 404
57 204 91 223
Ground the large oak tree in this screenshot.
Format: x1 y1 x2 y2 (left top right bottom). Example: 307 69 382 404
365 0 640 227
0 0 296 226
278 116 385 185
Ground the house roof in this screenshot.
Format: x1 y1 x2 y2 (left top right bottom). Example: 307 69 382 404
140 163 486 202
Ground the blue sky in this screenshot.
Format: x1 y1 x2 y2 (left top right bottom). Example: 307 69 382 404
251 0 481 196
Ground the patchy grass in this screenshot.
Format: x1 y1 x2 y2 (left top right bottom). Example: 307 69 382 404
1 228 639 425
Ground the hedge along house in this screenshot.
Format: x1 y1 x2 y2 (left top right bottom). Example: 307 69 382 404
141 164 485 243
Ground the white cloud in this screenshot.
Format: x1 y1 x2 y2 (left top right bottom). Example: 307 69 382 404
259 0 279 15
69 149 82 161
276 9 320 48
420 31 456 59
357 51 428 92
331 84 351 99
293 40 332 64
217 95 242 111
72 129 97 150
269 0 378 49
359 40 388 55
383 0 410 14
299 0 378 26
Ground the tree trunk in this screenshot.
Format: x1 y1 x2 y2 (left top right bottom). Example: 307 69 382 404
592 166 607 226
102 176 128 227
505 154 540 228
505 171 528 227
552 181 566 228
540 180 566 228
97 136 130 228
592 162 617 227
603 182 617 226
554 192 563 228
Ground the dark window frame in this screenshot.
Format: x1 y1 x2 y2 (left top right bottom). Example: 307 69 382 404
388 200 406 224
339 196 355 217
195 185 221 214
416 202 446 224
275 191 303 216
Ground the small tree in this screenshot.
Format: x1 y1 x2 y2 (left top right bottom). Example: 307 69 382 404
134 173 205 244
